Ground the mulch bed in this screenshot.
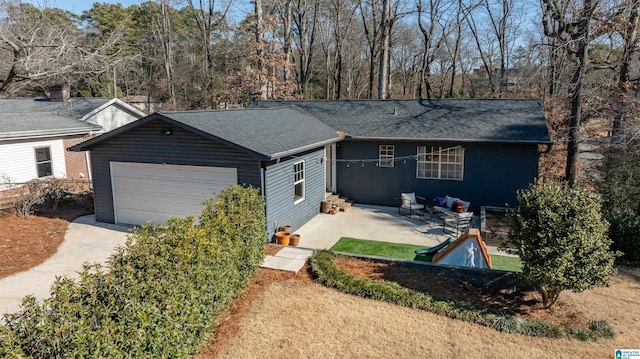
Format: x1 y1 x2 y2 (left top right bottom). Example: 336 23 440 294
0 194 94 279
334 255 589 331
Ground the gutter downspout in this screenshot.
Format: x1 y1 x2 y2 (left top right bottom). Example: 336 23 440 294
260 162 270 239
85 151 93 181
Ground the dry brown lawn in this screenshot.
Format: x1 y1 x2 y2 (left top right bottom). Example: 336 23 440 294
201 265 640 359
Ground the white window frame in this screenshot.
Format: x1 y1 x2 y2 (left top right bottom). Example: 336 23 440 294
379 145 394 168
293 160 305 204
34 146 53 178
416 145 464 180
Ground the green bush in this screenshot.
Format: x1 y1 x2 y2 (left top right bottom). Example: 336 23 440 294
309 250 614 341
607 211 640 262
506 182 617 309
0 185 266 358
600 151 640 216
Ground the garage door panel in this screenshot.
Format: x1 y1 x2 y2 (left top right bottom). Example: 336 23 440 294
111 162 237 225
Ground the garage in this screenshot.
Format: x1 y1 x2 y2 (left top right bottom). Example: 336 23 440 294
110 162 237 225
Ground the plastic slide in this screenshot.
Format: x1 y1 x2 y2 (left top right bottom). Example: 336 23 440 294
415 237 454 255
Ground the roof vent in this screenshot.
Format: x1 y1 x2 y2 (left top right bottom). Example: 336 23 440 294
393 107 397 115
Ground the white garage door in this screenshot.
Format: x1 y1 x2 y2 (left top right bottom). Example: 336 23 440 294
111 162 237 225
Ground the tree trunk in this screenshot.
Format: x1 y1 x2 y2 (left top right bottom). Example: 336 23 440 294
359 0 380 99
378 0 390 99
449 1 463 98
255 0 267 100
282 0 293 84
159 0 176 110
565 0 595 185
612 0 639 143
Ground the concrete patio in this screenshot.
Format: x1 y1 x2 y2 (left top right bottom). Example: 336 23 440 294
292 204 512 257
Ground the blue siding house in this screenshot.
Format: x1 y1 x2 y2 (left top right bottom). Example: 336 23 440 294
73 99 551 240
253 99 552 209
70 107 342 237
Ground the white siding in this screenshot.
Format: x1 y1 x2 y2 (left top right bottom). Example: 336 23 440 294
0 139 67 188
87 105 140 133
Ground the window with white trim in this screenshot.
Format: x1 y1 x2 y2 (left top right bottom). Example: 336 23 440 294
293 161 305 203
416 146 464 180
379 145 394 167
35 147 53 178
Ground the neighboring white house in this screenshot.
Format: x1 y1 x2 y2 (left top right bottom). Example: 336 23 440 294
0 94 145 193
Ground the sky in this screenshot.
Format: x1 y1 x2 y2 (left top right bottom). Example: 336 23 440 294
28 1 148 14
26 0 251 21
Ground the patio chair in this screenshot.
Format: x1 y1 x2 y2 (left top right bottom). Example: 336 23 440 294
442 211 473 236
399 192 425 218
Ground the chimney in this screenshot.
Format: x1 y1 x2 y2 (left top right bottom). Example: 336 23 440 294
49 85 70 102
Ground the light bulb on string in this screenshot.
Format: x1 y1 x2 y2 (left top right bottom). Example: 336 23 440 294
346 162 350 168
362 161 365 167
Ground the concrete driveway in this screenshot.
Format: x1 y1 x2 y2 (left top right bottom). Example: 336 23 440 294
0 215 130 315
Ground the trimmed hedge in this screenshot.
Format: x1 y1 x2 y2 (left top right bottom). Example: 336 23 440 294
607 212 640 262
0 185 266 358
309 250 615 341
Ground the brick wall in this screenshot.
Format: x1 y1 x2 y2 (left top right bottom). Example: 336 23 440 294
63 136 92 180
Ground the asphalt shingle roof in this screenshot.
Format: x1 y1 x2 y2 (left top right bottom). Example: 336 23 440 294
0 98 107 140
158 107 341 159
73 106 342 160
252 99 552 144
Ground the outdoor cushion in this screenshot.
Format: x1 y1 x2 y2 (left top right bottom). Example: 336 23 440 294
400 192 425 216
458 199 471 212
445 195 457 208
436 196 447 207
444 195 470 212
401 192 417 205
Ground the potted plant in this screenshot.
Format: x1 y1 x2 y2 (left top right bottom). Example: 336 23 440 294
275 231 290 245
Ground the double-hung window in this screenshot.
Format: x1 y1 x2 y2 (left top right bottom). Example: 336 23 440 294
35 147 53 178
379 145 394 167
293 161 305 204
416 146 464 180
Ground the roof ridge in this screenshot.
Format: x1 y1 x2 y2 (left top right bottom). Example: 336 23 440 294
257 98 541 102
160 106 302 115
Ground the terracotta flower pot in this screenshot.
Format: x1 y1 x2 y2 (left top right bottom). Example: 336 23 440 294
290 233 301 246
275 231 291 246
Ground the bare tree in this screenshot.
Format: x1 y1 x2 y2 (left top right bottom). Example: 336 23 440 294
255 0 268 99
275 0 294 84
542 0 600 185
358 0 383 98
0 2 121 95
483 0 517 97
612 0 640 142
417 0 455 99
156 0 177 109
185 0 232 108
291 0 319 98
378 0 392 98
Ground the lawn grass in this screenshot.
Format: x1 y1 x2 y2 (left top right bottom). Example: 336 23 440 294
330 237 522 272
